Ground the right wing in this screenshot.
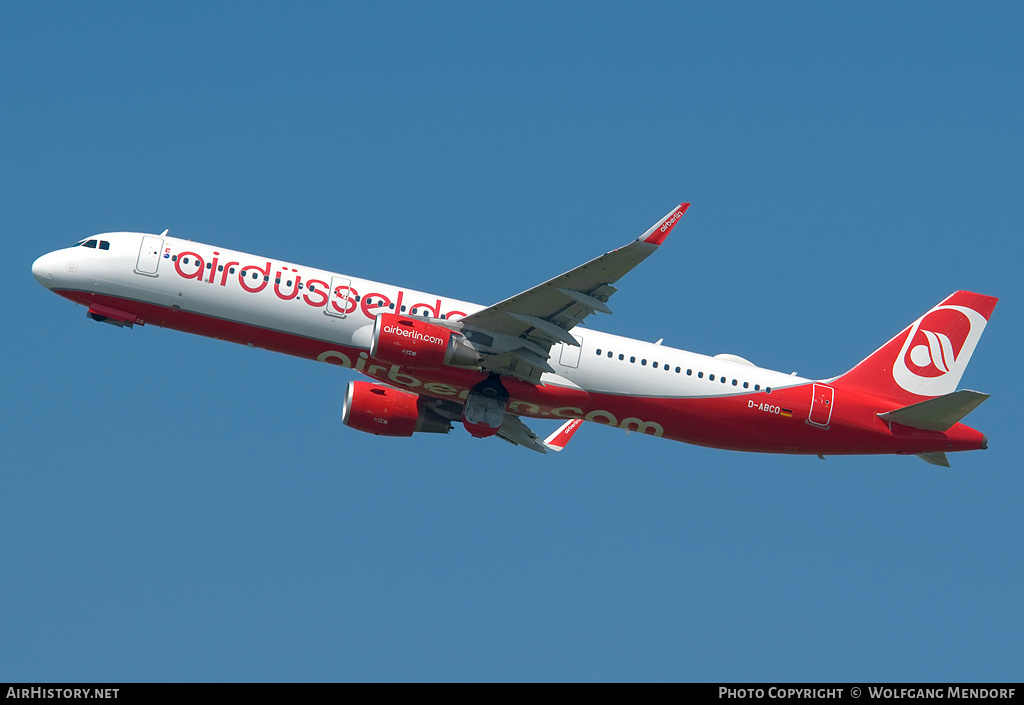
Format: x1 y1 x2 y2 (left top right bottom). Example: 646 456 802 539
455 203 690 382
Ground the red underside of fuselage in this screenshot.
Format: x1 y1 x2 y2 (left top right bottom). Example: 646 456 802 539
60 289 987 456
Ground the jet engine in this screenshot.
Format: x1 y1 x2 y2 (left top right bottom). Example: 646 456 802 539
370 313 480 368
342 381 452 437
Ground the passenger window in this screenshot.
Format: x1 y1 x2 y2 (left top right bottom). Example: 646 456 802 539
709 374 715 381
743 382 749 389
252 272 258 279
675 367 681 373
607 351 613 358
721 377 727 384
754 384 760 391
596 349 602 355
698 371 703 378
207 263 212 270
619 354 624 360
390 303 396 309
732 379 738 386
641 359 647 366
171 255 178 262
229 267 236 274
630 356 636 363
182 256 188 263
686 369 692 376
766 387 772 393
653 362 658 369
218 265 223 271
401 305 406 312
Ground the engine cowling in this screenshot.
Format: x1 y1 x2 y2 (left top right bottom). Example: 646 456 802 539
342 381 451 437
370 313 480 368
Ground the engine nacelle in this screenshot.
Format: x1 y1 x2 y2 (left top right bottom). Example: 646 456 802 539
370 313 480 368
342 381 451 437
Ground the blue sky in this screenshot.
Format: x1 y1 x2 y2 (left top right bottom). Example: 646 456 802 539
2 2 1021 682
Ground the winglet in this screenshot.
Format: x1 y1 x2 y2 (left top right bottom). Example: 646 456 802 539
639 203 690 246
543 418 583 452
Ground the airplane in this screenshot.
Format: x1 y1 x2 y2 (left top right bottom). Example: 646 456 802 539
31 204 997 465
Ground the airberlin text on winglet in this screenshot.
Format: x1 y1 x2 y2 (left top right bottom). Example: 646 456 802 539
641 203 689 245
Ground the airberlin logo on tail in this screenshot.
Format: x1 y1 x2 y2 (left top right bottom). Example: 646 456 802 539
893 304 987 397
913 330 957 373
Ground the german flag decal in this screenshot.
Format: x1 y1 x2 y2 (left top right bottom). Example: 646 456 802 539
781 409 793 418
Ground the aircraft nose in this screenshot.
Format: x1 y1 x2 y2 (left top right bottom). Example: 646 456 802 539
32 253 55 287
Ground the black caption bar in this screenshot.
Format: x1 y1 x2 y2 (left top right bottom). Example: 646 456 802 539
2 683 1021 693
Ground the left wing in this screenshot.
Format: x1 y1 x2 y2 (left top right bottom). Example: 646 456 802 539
456 203 689 381
496 415 550 453
496 417 585 454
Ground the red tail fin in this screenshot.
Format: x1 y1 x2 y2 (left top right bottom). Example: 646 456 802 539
833 291 998 406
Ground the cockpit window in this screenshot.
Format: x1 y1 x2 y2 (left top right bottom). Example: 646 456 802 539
76 238 111 250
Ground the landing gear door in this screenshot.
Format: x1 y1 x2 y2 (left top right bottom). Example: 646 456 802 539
135 235 164 276
808 383 834 427
325 276 353 318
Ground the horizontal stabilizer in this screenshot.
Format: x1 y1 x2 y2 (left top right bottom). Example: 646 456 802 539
916 452 951 467
878 390 990 432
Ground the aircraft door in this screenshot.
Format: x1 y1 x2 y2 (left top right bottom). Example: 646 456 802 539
558 335 583 368
808 383 834 427
325 276 353 318
135 235 164 276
